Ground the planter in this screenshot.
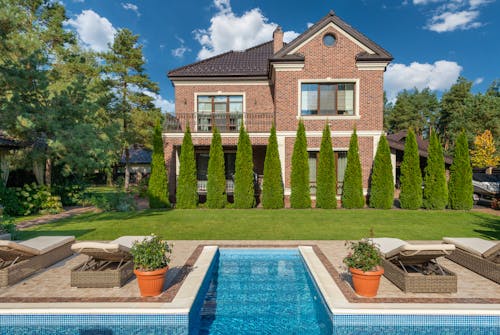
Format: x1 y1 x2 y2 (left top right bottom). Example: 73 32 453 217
134 266 168 297
349 266 384 297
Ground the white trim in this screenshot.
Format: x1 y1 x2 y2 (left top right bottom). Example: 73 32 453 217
356 62 389 71
297 78 360 119
288 22 375 55
194 92 246 132
163 130 385 138
272 63 304 72
277 135 286 187
173 80 269 86
373 135 381 159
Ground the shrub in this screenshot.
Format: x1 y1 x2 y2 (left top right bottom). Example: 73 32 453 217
423 131 448 209
262 125 284 209
0 214 17 239
234 125 255 208
342 129 364 208
399 129 422 209
15 183 63 215
53 183 87 206
130 234 173 271
316 124 336 209
206 126 226 208
0 182 22 216
448 131 473 210
369 135 394 209
290 120 311 208
343 240 382 272
85 190 136 212
148 120 170 209
176 126 198 209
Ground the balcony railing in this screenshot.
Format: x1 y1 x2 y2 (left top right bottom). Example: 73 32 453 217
165 112 274 133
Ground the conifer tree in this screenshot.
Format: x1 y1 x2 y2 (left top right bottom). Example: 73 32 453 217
148 121 169 208
262 125 284 209
423 131 448 209
448 131 473 210
176 125 198 209
290 120 311 208
369 135 394 209
206 127 226 208
342 129 364 208
316 124 336 209
234 125 255 208
399 129 423 209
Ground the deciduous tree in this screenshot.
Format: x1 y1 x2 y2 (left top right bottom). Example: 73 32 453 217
470 130 500 169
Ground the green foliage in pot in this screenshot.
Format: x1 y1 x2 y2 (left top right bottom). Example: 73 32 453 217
343 240 382 272
130 234 173 271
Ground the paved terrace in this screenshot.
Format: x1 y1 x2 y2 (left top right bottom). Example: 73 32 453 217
0 240 499 306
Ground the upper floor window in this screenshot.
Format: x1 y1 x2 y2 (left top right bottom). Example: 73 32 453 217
197 95 243 132
301 83 355 116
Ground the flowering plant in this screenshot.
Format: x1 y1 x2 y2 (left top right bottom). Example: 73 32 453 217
343 239 382 272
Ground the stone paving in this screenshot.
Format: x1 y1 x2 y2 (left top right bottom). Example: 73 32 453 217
0 240 498 304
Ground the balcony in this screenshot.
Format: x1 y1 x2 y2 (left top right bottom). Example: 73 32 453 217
164 112 274 133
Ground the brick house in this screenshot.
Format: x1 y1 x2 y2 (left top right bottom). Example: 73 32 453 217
165 11 392 203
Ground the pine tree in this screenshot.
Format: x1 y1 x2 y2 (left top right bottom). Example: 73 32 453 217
423 131 448 209
262 125 284 209
369 135 394 209
176 125 198 209
342 129 364 208
148 121 169 208
290 120 311 208
448 131 473 210
206 126 226 208
399 129 423 209
316 124 336 209
234 125 255 208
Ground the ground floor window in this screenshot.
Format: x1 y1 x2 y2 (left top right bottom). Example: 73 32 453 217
307 151 347 195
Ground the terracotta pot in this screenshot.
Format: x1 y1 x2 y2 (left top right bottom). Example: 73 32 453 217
134 266 168 297
349 267 384 297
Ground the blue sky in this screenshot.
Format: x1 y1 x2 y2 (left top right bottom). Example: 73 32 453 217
63 0 500 113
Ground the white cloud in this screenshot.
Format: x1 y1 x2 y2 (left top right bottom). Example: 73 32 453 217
384 60 462 101
171 36 191 58
307 22 314 28
143 91 175 114
66 10 116 52
469 0 495 8
413 0 442 4
474 77 484 85
426 10 481 32
194 0 299 60
121 3 140 17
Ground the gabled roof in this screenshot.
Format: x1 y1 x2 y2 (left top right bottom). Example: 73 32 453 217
387 131 453 165
273 11 392 62
168 41 274 79
120 145 152 164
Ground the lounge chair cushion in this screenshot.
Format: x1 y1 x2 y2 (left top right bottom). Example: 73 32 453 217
370 238 406 258
0 236 75 256
372 238 455 259
443 237 499 261
71 236 150 254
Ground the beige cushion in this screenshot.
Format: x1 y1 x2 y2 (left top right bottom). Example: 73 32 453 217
370 238 406 258
0 236 74 256
443 237 499 260
372 238 455 258
71 236 149 254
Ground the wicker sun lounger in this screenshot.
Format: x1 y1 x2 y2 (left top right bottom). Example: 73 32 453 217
0 236 75 287
70 236 149 288
371 238 457 293
443 237 499 284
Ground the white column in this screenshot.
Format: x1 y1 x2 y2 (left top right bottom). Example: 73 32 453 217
277 135 286 188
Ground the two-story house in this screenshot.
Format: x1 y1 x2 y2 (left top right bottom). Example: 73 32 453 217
165 11 392 203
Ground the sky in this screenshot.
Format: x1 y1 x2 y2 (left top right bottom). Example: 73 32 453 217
62 0 500 113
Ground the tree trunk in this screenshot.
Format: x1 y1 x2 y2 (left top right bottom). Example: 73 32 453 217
33 160 44 185
45 157 52 188
106 168 113 186
124 147 130 190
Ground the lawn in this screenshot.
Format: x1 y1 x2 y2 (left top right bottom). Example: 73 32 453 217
18 209 499 241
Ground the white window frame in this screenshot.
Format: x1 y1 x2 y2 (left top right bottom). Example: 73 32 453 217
194 92 246 132
297 79 360 120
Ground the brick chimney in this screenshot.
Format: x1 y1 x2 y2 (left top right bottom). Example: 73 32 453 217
273 26 283 53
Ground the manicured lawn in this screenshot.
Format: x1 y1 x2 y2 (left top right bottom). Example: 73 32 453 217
18 209 499 241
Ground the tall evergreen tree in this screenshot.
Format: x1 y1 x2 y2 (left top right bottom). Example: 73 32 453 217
448 131 473 210
316 124 336 209
290 120 311 208
399 129 423 209
262 125 284 209
342 129 364 208
234 125 255 208
206 126 226 208
369 135 394 209
148 121 169 208
176 125 198 208
423 131 448 209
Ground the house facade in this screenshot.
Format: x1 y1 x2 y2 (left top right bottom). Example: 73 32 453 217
165 11 392 203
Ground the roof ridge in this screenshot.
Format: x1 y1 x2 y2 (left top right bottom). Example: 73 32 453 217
237 40 273 53
168 49 236 76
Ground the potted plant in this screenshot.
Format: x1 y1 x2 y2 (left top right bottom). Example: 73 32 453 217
343 239 383 297
130 234 173 297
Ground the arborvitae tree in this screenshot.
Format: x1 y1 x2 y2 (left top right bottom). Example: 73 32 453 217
290 120 311 208
399 129 423 209
176 125 198 209
262 125 284 209
206 126 226 208
342 129 364 208
448 131 473 210
148 121 169 208
234 125 255 208
316 124 336 209
423 131 448 209
369 135 394 209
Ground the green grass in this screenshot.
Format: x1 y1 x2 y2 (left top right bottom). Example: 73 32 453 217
18 209 499 241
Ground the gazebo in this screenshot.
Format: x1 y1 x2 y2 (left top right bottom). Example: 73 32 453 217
0 131 23 185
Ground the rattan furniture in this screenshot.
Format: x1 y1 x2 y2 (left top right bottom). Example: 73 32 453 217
443 237 499 284
0 236 75 287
